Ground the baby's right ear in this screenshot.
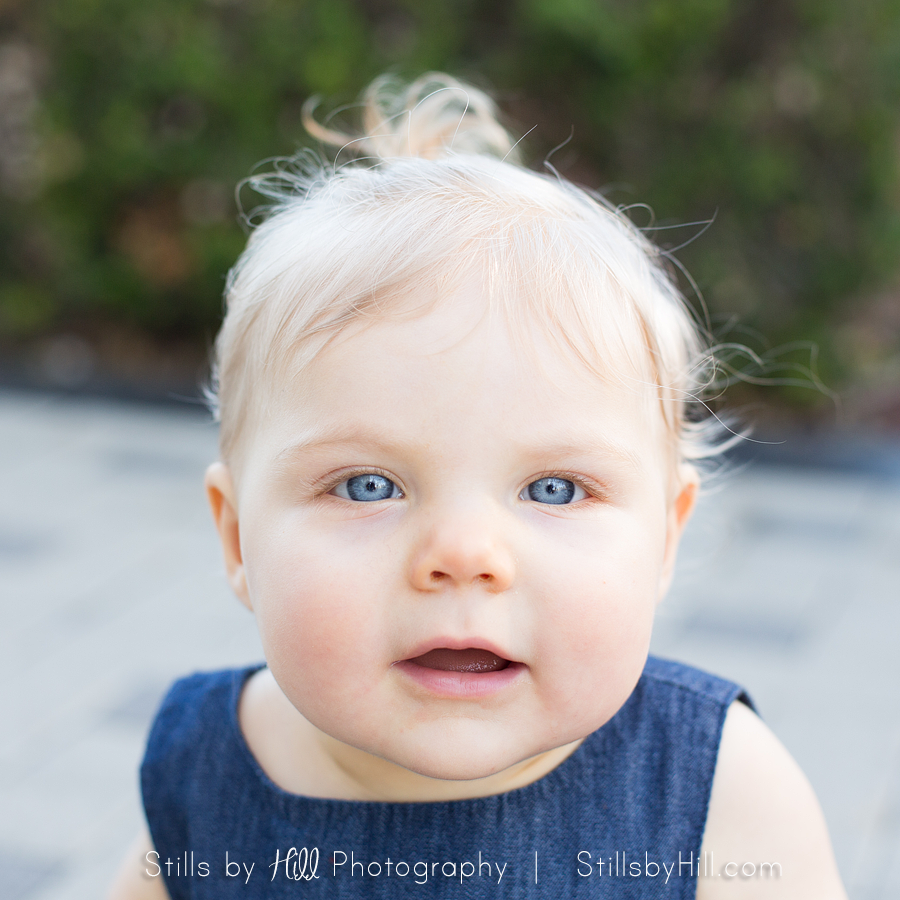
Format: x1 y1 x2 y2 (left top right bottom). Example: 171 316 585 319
204 462 252 610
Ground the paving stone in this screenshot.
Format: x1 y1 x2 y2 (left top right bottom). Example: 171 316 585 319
0 849 66 900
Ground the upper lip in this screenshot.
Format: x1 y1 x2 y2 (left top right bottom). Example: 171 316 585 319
398 637 520 665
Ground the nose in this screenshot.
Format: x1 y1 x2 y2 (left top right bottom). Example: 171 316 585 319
409 507 516 593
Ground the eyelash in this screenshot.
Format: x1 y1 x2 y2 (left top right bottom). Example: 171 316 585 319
321 467 404 498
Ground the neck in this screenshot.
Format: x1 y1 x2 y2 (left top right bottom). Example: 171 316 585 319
315 729 584 803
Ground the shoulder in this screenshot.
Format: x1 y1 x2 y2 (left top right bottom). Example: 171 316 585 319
615 656 746 749
141 666 263 862
640 655 748 705
143 666 260 763
142 667 253 794
698 701 847 900
151 666 257 724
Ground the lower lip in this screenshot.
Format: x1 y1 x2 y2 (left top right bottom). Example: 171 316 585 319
394 660 525 698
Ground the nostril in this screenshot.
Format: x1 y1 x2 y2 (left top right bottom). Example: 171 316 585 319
430 571 446 583
477 573 492 582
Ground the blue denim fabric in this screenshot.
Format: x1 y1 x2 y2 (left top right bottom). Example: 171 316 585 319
142 657 748 898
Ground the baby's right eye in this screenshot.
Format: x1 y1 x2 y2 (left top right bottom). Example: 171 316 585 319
330 473 402 502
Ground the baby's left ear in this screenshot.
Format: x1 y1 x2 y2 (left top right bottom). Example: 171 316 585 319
658 465 699 601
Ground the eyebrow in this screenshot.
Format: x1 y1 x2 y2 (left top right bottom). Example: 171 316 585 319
275 425 646 473
514 436 645 474
274 425 419 461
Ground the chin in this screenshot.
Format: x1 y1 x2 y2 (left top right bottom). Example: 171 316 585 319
383 732 539 783
399 752 515 783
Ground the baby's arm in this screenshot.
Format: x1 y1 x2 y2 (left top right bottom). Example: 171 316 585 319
107 827 171 900
699 702 847 899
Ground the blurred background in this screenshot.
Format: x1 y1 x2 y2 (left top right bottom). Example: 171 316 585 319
0 0 899 428
2 2 900 900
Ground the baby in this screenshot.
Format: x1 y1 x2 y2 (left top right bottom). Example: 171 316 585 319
110 74 847 899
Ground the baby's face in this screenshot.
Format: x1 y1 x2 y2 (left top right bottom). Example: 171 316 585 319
217 279 693 785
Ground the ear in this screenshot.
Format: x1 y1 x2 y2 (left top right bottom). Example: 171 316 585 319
658 465 699 601
205 462 252 610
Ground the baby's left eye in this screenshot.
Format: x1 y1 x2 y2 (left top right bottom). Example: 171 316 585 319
521 477 587 505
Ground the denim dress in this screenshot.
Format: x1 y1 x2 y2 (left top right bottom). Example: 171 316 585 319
141 656 749 898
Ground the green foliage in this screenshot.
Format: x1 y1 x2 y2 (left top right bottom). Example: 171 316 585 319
3 0 900 403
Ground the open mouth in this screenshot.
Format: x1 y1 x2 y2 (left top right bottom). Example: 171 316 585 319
397 646 522 698
407 647 511 673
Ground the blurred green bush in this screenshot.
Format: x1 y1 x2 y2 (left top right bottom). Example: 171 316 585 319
2 0 900 407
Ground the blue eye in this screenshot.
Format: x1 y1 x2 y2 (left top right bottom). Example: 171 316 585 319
523 477 584 505
333 473 401 502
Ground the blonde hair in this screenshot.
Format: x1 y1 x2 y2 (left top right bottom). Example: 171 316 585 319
210 73 723 474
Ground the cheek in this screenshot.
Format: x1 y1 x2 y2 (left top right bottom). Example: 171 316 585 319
530 518 664 730
242 519 391 700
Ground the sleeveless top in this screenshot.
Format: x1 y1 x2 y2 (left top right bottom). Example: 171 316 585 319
141 656 749 899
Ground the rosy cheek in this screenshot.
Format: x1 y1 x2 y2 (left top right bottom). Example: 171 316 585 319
248 535 386 695
535 534 658 711
258 572 349 661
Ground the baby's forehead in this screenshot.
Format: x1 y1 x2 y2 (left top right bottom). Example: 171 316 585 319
265 284 671 463
322 268 663 398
